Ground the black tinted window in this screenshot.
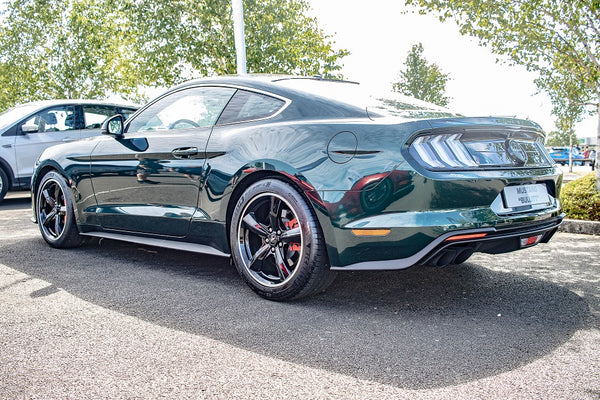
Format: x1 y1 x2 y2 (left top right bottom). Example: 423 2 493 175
217 90 285 125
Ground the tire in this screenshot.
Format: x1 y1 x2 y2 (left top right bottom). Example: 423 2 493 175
36 170 83 248
0 168 8 203
230 179 333 301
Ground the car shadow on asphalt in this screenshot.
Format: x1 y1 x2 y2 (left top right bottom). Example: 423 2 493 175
1 235 592 390
0 193 31 210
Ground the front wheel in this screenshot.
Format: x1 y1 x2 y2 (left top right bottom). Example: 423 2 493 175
230 179 334 300
36 171 83 248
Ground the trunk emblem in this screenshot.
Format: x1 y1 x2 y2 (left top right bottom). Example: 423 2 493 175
506 139 528 166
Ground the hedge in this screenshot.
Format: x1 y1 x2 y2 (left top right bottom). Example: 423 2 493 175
559 173 600 221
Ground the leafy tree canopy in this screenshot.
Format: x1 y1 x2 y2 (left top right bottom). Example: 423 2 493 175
545 130 577 147
0 0 348 110
392 43 450 106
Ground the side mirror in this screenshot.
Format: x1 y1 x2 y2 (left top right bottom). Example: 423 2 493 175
21 124 39 134
101 114 124 138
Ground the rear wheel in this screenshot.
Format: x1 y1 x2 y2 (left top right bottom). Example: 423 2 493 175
230 179 334 300
0 168 8 203
36 171 83 248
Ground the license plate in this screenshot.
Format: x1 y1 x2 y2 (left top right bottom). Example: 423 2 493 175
503 184 549 208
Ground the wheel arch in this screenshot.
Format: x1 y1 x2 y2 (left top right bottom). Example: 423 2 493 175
30 161 71 223
224 164 337 265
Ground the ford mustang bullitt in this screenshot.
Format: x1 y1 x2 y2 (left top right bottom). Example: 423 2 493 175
31 76 564 300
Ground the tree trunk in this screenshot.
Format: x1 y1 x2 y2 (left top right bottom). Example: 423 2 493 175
569 131 573 173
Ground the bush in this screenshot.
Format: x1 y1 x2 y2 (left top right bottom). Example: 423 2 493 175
560 173 600 221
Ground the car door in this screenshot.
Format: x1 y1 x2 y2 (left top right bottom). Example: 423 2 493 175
14 105 80 179
89 86 236 237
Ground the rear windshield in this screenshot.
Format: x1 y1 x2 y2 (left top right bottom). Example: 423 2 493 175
273 78 458 119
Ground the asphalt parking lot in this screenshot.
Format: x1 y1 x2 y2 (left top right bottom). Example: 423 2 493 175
1 191 599 399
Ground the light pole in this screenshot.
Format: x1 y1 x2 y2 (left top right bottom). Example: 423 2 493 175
232 0 247 75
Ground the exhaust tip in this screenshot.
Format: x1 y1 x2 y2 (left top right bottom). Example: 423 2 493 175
453 248 474 264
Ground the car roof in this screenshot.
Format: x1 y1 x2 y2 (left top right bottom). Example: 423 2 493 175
174 74 358 97
15 99 138 108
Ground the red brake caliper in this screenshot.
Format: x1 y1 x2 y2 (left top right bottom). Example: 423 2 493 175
284 217 301 252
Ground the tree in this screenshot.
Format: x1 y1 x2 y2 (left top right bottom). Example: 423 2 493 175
545 130 577 147
0 0 348 110
392 43 450 106
539 71 585 170
0 0 134 103
404 0 600 189
125 0 349 86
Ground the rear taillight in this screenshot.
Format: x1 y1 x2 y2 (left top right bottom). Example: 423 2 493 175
411 134 477 169
408 132 553 171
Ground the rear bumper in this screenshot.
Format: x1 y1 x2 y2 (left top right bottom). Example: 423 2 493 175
329 209 564 270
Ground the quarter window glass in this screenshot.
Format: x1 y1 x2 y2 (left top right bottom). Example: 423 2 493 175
217 90 285 125
128 87 235 133
21 106 76 133
83 105 117 129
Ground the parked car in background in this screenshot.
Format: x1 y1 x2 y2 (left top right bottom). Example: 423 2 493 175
548 147 585 166
0 100 138 202
31 76 563 300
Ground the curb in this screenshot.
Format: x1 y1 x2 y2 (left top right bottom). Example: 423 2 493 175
558 218 600 235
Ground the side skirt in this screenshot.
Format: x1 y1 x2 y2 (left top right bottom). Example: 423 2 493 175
81 231 231 258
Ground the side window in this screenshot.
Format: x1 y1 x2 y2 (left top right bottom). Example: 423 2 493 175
83 105 117 129
118 108 138 120
21 106 76 133
127 87 236 133
217 90 285 125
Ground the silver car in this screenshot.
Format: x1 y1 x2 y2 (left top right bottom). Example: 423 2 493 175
0 100 137 202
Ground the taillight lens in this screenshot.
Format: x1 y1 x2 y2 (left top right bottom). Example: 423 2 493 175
408 132 553 170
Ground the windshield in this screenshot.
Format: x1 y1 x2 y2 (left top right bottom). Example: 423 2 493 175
0 104 40 130
273 78 458 119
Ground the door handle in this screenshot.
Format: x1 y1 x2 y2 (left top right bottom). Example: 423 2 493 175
62 138 76 142
171 147 199 158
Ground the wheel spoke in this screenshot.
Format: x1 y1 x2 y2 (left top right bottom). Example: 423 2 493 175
42 189 55 208
274 247 290 280
280 227 301 242
242 213 269 238
269 196 281 230
248 243 271 271
54 214 62 235
42 209 57 227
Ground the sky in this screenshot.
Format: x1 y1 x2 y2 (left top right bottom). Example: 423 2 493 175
307 0 597 139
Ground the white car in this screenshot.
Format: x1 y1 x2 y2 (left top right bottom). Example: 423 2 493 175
0 100 137 202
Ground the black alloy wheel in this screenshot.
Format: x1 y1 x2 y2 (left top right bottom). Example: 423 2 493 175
230 179 334 300
36 171 82 248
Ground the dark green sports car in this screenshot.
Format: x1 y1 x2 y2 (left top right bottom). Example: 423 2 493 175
31 76 564 300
